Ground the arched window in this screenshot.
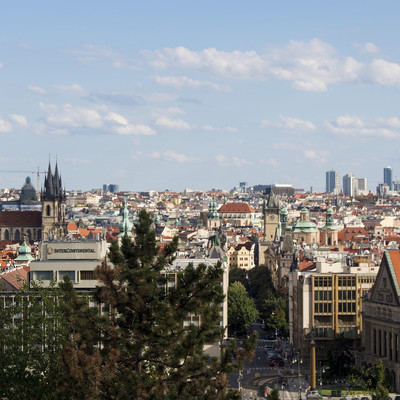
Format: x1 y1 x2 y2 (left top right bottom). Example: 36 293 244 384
4 229 9 240
38 229 41 240
27 229 32 240
46 204 51 216
328 237 332 245
14 230 20 241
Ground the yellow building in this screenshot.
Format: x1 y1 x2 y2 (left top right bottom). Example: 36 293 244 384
227 242 255 270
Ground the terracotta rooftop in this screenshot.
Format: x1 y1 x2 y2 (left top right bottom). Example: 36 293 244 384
0 266 29 290
218 203 254 213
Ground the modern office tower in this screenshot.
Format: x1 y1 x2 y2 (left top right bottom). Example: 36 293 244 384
343 173 357 196
326 170 340 193
357 178 367 192
103 184 119 193
384 167 393 190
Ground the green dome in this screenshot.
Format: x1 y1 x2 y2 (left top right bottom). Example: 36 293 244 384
15 237 34 261
292 220 319 233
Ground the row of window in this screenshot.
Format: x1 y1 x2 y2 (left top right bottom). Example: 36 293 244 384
314 289 357 301
33 270 96 282
314 301 357 314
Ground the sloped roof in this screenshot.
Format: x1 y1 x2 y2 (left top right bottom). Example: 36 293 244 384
218 203 254 213
0 266 29 291
0 211 42 227
388 250 400 295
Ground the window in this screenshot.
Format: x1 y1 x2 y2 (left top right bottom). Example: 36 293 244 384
33 271 52 280
46 205 51 216
59 271 75 283
81 271 96 280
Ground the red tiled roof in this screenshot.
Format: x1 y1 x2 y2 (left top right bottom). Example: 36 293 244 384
298 260 316 272
67 222 78 231
389 250 400 289
218 203 254 213
338 227 370 243
0 266 29 290
0 211 42 227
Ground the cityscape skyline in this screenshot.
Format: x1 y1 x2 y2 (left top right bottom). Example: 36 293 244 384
1 2 400 191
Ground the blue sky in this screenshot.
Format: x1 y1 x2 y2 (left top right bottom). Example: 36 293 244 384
1 1 400 192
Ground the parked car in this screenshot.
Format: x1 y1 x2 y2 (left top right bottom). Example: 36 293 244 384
269 357 284 367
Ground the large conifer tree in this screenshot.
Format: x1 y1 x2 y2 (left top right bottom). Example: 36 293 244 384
58 210 249 399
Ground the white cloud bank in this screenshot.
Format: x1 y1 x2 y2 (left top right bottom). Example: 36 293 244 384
326 115 400 139
37 103 155 136
261 115 316 132
142 39 400 92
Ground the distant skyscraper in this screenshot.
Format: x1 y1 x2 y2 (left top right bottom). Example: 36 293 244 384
326 170 339 193
384 167 393 190
103 184 119 193
357 178 367 192
343 173 356 196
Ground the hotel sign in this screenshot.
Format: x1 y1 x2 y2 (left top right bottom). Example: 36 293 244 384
43 242 102 260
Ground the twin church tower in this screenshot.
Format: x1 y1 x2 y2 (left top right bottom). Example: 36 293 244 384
41 162 67 241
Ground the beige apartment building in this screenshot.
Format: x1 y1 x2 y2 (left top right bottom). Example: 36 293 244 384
290 256 377 361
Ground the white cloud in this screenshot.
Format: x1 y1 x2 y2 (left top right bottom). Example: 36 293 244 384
0 62 3 69
0 117 12 132
155 116 192 130
143 40 365 92
134 150 200 163
261 115 316 132
155 75 230 92
37 102 155 136
303 149 329 163
326 115 400 139
142 39 400 91
215 154 252 167
10 114 28 127
27 85 47 95
202 125 237 132
164 150 196 163
355 42 379 54
53 84 85 94
64 43 119 59
260 158 280 166
368 59 400 86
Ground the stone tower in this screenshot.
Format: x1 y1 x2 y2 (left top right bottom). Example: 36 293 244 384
321 206 338 246
41 162 66 241
263 189 280 242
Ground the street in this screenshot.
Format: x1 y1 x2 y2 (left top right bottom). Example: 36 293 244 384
228 324 306 399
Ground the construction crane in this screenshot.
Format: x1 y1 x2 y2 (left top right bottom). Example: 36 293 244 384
0 167 47 198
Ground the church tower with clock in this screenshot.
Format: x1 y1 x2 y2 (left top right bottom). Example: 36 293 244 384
263 189 280 242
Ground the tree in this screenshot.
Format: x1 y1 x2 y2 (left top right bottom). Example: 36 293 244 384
228 281 259 336
229 267 250 292
248 265 275 311
326 334 354 378
267 387 280 400
260 294 289 337
0 281 68 400
58 209 252 399
371 360 389 400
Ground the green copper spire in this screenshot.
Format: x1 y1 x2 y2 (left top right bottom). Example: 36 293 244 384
15 236 34 261
118 198 133 237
